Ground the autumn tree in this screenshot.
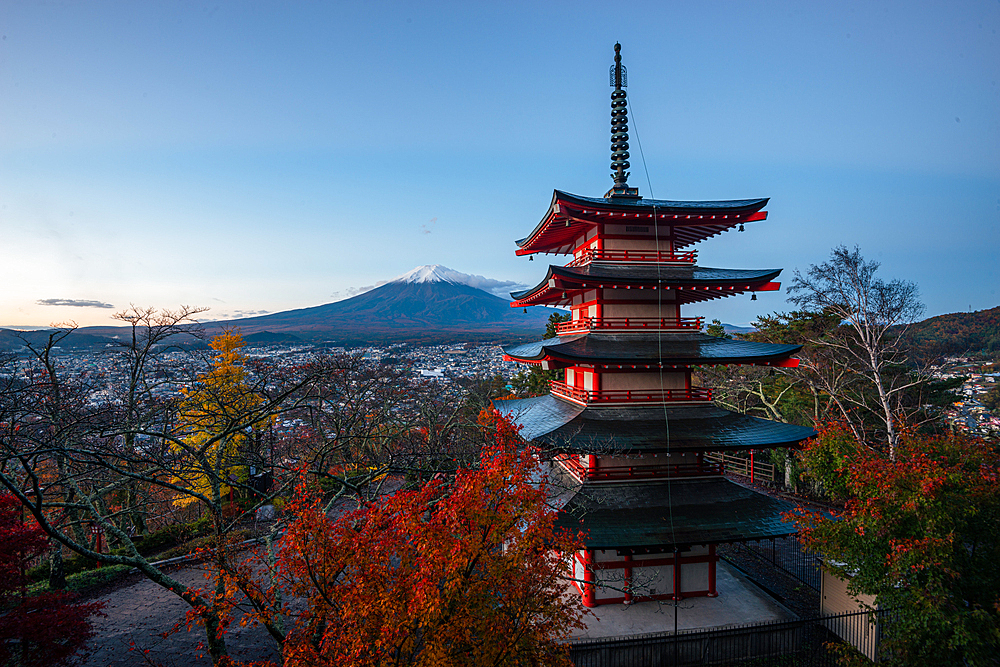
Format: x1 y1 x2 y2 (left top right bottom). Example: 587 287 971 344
232 415 585 666
787 245 925 458
791 425 1000 665
983 383 1000 413
0 313 312 665
171 329 266 509
0 495 105 667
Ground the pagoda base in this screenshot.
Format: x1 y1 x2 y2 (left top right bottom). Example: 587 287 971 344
571 545 719 607
566 559 797 640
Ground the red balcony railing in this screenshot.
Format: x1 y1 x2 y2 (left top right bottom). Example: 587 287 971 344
566 249 697 267
556 316 704 335
556 455 723 481
550 381 712 405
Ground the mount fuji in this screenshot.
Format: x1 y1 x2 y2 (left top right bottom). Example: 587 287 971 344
191 266 557 345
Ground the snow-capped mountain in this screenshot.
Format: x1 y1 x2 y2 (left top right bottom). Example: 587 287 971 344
177 266 554 345
386 265 526 299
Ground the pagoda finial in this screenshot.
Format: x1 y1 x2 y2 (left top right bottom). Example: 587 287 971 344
606 43 640 199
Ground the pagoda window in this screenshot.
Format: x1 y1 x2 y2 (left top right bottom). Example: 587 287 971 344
603 223 653 236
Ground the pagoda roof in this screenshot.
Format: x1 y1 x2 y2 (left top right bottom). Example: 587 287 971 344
516 190 769 256
494 394 816 452
510 265 781 307
502 333 801 368
552 476 796 550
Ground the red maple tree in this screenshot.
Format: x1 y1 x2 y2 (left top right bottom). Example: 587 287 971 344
791 424 1000 665
0 495 105 667
227 415 586 666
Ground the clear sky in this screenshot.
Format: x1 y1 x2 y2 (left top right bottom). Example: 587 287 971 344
1 1 997 328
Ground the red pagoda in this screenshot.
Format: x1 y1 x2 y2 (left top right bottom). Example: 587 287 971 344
494 44 815 608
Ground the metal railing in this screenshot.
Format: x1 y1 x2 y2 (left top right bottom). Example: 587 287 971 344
551 382 712 406
566 249 698 266
720 537 822 593
556 316 704 335
568 608 889 666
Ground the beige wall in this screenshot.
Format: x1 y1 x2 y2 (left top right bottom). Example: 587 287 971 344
602 302 676 319
601 371 686 390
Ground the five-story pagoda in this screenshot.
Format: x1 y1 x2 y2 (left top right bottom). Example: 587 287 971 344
494 44 815 608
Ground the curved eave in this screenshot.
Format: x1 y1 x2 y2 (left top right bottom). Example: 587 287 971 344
553 477 798 550
509 265 782 308
502 334 802 368
515 190 770 256
494 394 816 453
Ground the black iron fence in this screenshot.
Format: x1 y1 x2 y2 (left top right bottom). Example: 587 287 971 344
723 537 822 592
568 608 886 666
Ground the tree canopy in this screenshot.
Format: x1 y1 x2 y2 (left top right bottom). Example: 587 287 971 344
791 425 1000 665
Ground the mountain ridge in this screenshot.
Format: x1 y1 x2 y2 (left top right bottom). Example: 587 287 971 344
2 266 558 348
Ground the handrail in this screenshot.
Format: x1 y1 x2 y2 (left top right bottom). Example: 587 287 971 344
557 455 723 481
566 249 697 267
556 316 704 335
550 381 712 405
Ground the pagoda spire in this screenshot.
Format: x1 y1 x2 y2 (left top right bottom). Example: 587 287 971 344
606 43 640 199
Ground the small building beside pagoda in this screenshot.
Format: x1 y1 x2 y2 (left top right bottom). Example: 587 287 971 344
494 44 815 607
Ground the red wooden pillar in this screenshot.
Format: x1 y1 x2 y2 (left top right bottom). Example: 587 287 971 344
672 548 682 601
750 449 755 483
587 454 597 480
91 524 102 569
623 552 633 604
582 550 597 607
707 544 718 597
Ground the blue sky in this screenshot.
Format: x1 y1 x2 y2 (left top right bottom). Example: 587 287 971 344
1 1 997 327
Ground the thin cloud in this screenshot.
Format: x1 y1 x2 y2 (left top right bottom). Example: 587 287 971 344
36 298 115 309
199 309 271 322
461 277 528 298
419 217 437 235
331 286 376 301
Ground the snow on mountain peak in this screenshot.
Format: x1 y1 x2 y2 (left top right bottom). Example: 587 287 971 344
391 265 468 285
386 265 528 298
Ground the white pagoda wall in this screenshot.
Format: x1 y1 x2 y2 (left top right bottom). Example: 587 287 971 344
572 546 714 605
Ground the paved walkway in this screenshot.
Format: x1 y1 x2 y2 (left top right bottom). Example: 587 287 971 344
81 565 279 666
80 544 796 663
568 560 796 640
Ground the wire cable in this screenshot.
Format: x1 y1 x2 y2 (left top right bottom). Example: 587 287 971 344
629 98 683 632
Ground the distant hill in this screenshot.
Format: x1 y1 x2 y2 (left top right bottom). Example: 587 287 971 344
904 306 1000 359
721 323 755 336
0 328 117 352
46 265 559 349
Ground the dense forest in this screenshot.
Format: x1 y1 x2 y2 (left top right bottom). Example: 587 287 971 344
904 305 1000 359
